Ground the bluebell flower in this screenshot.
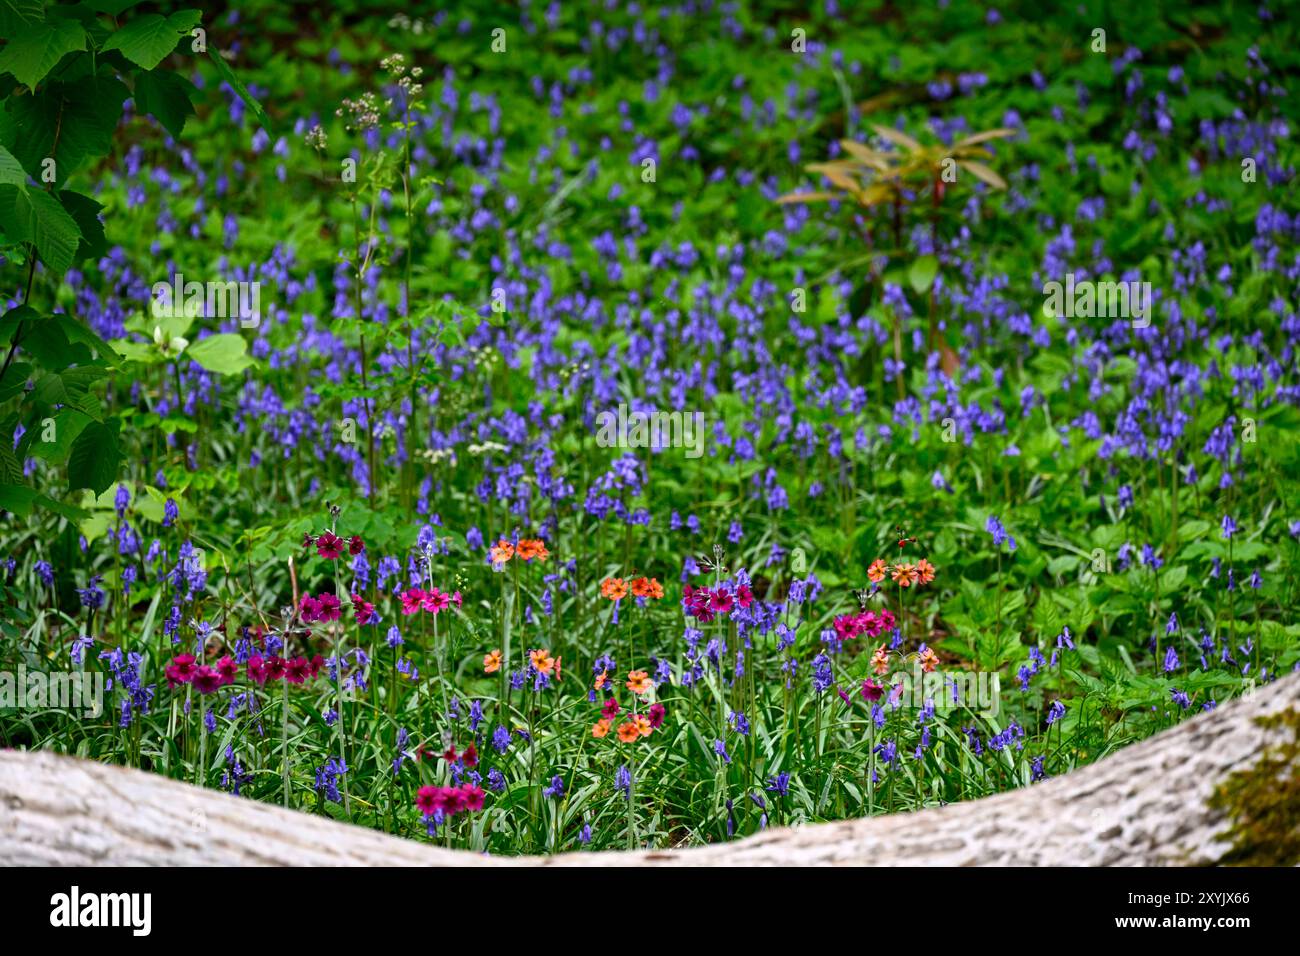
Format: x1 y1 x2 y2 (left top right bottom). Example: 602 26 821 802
491 725 511 753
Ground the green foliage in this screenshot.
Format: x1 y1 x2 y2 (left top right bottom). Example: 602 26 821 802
0 2 256 518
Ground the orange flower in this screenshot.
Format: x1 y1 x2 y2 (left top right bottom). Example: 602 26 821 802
517 538 550 562
490 540 515 565
867 558 888 583
891 563 920 587
626 669 653 695
529 648 555 674
633 713 653 737
600 577 628 600
592 718 612 739
483 649 502 674
870 644 890 676
594 670 609 691
916 558 936 585
553 655 562 682
918 646 940 673
616 721 640 743
630 576 664 599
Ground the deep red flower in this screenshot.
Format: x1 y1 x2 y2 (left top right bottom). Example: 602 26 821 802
165 654 197 687
351 593 375 625
215 655 238 686
601 697 621 719
170 654 197 680
308 654 325 678
192 666 221 694
442 744 458 763
315 592 341 622
648 701 666 728
285 656 312 684
246 655 269 686
459 784 486 812
316 531 344 560
264 656 287 681
462 743 478 768
415 785 440 816
299 594 321 623
709 590 734 613
348 535 365 556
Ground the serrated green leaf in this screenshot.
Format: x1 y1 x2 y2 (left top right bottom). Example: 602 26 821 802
58 190 107 262
0 184 82 274
0 143 27 191
0 0 43 37
0 20 87 91
67 418 121 495
0 77 129 187
0 482 37 516
101 10 201 71
132 68 198 138
35 494 91 521
29 406 92 464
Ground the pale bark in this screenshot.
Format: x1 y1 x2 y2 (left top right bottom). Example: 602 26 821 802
2 672 1295 866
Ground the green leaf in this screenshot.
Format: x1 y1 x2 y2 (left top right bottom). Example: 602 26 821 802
0 184 83 274
186 333 253 376
20 318 90 370
132 68 198 139
86 1 144 15
0 361 31 403
30 407 92 464
101 10 201 71
35 494 91 521
206 46 273 133
0 144 27 191
58 189 107 262
0 77 129 187
0 0 44 37
67 418 121 495
0 20 87 91
908 254 939 295
55 313 119 360
0 482 38 517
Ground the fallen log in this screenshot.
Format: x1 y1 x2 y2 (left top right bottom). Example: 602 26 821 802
2 672 1297 866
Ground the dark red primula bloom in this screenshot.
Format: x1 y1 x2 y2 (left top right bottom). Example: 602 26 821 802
215 655 238 686
285 656 312 684
264 656 288 681
191 665 222 694
315 531 344 560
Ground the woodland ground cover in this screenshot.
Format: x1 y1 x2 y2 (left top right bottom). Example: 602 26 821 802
1 0 1298 856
